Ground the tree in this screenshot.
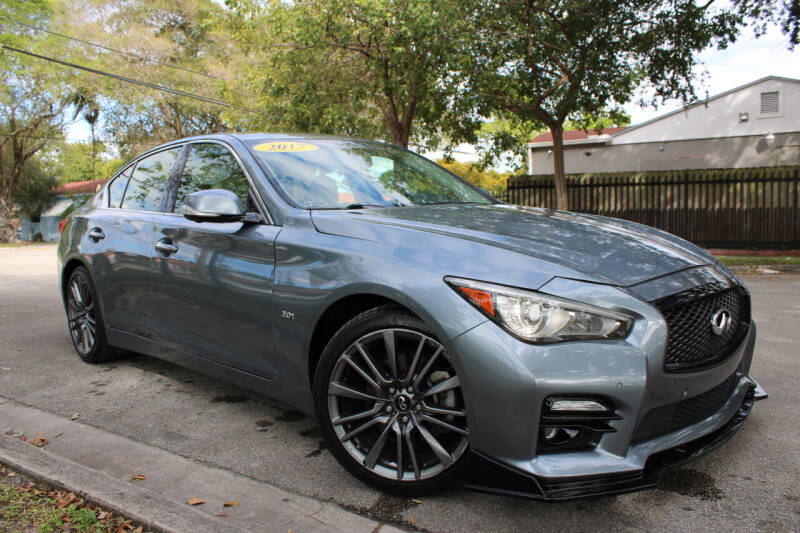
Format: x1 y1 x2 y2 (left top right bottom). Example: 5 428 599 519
42 141 118 183
52 0 231 157
436 158 509 200
0 0 77 241
224 0 466 148
733 0 800 48
457 0 752 210
9 155 56 219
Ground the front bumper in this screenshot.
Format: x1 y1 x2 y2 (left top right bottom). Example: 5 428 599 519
464 379 764 500
447 269 764 501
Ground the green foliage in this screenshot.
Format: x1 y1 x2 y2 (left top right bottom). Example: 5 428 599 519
9 155 57 218
55 0 229 155
224 0 467 147
0 0 76 241
436 158 509 200
454 0 751 209
45 141 105 183
66 505 100 531
733 0 800 48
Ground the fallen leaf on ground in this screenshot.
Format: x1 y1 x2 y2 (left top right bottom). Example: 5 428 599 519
1 367 10 371
223 500 240 507
130 474 146 482
215 513 229 518
410 498 423 504
54 432 63 438
57 492 79 509
70 413 79 420
186 497 205 506
29 437 49 447
7 472 15 477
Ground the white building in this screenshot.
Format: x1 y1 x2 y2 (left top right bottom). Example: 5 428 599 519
527 76 800 175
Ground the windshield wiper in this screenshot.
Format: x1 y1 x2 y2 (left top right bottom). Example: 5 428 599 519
344 203 388 209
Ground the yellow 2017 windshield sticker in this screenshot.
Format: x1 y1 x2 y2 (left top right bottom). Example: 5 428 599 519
253 142 318 152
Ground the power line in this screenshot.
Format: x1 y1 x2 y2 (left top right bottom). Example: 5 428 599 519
0 14 222 81
0 133 160 147
1 44 255 112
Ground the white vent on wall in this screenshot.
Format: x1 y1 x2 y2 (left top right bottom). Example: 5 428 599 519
760 91 780 115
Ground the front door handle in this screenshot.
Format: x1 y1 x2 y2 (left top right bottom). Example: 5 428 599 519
155 240 178 255
88 228 105 242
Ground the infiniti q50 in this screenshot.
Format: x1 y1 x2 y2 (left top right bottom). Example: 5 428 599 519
57 134 766 499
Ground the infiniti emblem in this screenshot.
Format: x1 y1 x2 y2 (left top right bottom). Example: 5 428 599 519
395 395 411 412
710 308 732 336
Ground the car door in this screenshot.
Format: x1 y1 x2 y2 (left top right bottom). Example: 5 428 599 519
88 147 182 339
149 141 281 377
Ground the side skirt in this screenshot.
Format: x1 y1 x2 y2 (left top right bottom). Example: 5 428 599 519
106 328 314 414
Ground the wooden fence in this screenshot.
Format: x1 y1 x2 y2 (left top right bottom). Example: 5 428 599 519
506 167 800 248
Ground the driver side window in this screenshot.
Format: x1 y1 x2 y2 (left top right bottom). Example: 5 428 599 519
174 143 252 212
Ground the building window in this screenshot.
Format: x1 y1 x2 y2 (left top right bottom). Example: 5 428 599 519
760 91 780 115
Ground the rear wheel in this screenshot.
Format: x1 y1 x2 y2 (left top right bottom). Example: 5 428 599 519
65 266 117 364
314 306 469 495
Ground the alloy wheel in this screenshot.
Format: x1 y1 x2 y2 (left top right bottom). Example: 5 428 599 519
67 274 97 355
327 328 469 481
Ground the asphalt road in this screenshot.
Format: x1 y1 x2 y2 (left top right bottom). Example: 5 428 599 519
1 244 798 532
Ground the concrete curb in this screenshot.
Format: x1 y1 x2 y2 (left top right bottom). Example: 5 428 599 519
0 398 402 533
0 433 239 533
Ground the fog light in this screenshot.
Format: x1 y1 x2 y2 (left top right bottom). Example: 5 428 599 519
542 426 580 444
538 396 621 453
547 399 609 412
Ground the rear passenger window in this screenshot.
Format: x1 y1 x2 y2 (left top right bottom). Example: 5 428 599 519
174 143 251 211
108 166 133 208
122 148 181 211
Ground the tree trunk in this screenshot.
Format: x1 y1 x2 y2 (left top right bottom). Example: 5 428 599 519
0 196 16 243
550 123 569 211
391 125 410 148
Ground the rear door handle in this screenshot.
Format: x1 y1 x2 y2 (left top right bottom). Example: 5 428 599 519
88 228 105 241
155 240 178 255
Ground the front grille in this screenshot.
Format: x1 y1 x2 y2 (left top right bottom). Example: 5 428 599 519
632 372 739 442
655 283 750 373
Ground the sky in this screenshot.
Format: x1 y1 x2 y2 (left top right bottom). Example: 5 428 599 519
623 24 800 124
66 20 800 162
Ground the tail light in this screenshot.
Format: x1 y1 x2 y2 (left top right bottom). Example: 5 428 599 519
58 218 68 234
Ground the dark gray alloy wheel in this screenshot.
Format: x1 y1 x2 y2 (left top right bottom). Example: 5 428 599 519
314 306 470 495
65 267 117 364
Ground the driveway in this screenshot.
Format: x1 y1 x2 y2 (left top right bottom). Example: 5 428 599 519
1 244 798 532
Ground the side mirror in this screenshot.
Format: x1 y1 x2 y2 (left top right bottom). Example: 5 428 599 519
180 189 245 222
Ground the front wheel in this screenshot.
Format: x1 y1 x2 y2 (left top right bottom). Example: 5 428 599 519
314 306 469 495
65 266 117 364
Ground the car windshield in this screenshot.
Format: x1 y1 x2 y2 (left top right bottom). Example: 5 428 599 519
246 139 492 209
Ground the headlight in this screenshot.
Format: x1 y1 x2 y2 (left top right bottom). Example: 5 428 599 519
445 277 634 344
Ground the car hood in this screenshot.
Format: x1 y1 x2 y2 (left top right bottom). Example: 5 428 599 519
310 204 715 286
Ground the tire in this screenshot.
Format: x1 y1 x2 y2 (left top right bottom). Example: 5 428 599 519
313 305 470 496
65 266 117 364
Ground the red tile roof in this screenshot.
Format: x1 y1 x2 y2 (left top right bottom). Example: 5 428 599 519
53 179 107 196
530 126 628 143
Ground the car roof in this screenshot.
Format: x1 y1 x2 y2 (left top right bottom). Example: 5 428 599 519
151 132 388 146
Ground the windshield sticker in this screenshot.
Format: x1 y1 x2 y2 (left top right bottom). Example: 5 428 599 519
254 142 318 152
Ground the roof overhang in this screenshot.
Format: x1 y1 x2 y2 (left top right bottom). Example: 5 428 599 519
527 135 613 149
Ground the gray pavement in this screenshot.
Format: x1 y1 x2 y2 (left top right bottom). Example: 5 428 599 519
1 244 799 532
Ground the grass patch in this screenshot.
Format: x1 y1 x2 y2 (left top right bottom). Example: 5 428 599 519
717 255 800 266
0 465 140 532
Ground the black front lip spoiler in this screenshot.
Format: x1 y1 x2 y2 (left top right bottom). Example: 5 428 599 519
464 385 762 501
